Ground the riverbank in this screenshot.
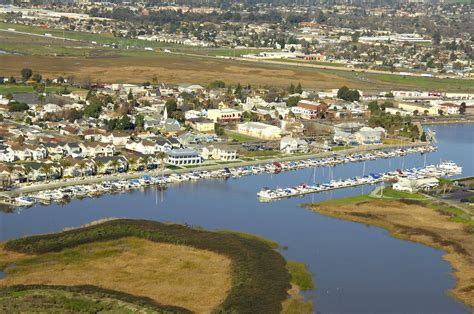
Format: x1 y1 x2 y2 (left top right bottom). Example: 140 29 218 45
302 194 474 310
0 142 430 199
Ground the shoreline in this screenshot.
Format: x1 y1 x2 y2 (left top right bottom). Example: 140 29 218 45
302 196 474 310
0 142 429 199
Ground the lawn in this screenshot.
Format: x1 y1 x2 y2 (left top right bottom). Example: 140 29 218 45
241 150 281 158
331 145 353 151
225 131 259 142
378 188 426 200
0 84 82 94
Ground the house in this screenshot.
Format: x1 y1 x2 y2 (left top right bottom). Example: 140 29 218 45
101 131 130 146
60 126 81 136
23 162 62 181
355 127 386 144
333 122 364 145
398 102 438 115
79 142 116 158
125 140 161 155
200 144 238 161
291 100 328 120
438 103 460 115
237 122 283 140
94 156 128 174
186 118 215 133
159 119 181 134
61 158 96 177
280 136 309 154
166 148 203 166
178 84 205 93
64 143 82 157
0 143 15 162
8 143 47 161
156 139 173 152
83 129 105 141
167 137 183 149
393 177 439 192
207 109 242 123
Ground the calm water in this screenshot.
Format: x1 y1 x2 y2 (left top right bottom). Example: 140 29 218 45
1 124 473 313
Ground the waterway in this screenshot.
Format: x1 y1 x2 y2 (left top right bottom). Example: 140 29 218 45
0 124 472 313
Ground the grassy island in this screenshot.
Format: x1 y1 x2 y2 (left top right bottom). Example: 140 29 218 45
303 190 474 310
0 219 313 313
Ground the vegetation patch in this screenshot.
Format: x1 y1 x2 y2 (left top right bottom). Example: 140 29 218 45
1 219 291 313
0 285 190 313
286 261 314 290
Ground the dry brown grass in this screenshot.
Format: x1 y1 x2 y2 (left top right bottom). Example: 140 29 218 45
0 237 232 313
0 54 356 89
306 199 474 309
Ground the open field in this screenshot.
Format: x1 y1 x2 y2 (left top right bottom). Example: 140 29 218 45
1 23 473 92
0 219 296 313
0 237 231 313
303 195 474 309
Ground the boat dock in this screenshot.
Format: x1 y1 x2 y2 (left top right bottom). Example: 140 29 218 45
257 162 462 201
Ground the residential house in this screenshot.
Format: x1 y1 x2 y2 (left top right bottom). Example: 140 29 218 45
125 140 161 155
101 131 130 146
200 144 238 161
355 127 386 144
280 136 309 154
94 156 128 174
79 142 116 158
62 158 96 177
83 129 105 141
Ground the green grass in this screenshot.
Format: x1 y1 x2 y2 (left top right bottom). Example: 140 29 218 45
225 131 259 143
0 285 188 313
378 188 426 200
286 261 314 290
426 202 474 225
0 84 83 94
241 150 281 158
332 145 353 151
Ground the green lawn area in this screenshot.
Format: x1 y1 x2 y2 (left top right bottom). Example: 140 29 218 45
0 85 82 94
241 150 281 158
378 188 426 200
225 131 259 143
317 194 373 205
331 145 353 151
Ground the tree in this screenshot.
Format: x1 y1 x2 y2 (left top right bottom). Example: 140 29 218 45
288 83 295 94
135 114 145 129
31 73 42 83
83 103 102 118
140 156 150 170
21 68 33 81
420 132 427 142
9 102 29 112
413 110 419 116
41 164 52 180
286 96 301 107
438 109 444 116
337 86 360 102
432 30 441 45
367 101 380 114
110 159 120 173
459 102 466 115
295 83 303 94
94 160 104 174
214 123 224 136
34 83 45 93
165 98 178 114
116 115 133 130
127 89 134 101
208 80 226 89
157 151 167 171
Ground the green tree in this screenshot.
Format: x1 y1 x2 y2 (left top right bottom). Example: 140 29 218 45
83 103 102 118
21 68 33 81
367 101 380 113
127 89 134 101
459 102 466 114
116 115 133 130
288 83 295 94
31 73 42 83
286 96 301 107
135 114 145 128
214 123 224 136
295 82 303 94
165 98 178 114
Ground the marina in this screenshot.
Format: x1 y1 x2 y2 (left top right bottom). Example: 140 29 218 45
257 161 462 201
4 145 437 208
